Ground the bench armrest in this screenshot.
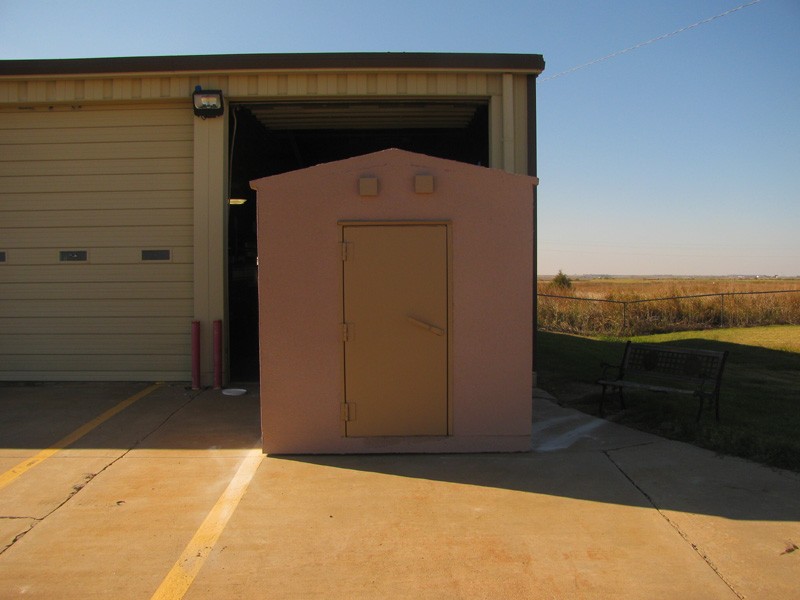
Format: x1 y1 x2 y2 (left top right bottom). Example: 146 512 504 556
695 378 720 397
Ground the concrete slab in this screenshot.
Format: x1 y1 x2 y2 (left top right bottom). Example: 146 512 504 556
0 383 262 597
1 452 251 599
0 382 200 521
0 382 797 599
187 453 734 600
0 382 148 448
609 439 800 598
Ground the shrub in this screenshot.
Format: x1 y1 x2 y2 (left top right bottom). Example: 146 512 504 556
551 270 573 290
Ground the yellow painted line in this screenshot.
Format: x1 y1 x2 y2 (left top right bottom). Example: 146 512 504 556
0 383 163 491
150 448 263 600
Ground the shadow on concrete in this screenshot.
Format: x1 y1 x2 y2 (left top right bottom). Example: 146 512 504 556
3 379 799 525
274 423 800 524
0 383 261 451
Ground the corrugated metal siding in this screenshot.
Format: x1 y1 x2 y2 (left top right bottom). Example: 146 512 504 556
0 103 194 380
0 73 501 105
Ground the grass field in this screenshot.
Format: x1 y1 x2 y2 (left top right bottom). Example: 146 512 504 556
538 277 800 336
536 325 800 472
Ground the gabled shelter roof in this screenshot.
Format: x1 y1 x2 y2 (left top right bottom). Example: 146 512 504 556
251 147 539 189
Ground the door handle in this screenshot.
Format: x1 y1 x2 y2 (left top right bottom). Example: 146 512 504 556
407 316 445 336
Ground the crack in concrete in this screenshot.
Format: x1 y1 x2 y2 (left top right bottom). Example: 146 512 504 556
0 387 202 557
603 440 657 453
2 524 38 555
603 449 745 600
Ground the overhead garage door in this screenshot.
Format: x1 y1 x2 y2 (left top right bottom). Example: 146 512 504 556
0 103 194 381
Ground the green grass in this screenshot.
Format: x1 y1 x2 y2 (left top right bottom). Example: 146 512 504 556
536 326 800 472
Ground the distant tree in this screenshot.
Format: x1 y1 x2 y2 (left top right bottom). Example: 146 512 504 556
552 270 573 290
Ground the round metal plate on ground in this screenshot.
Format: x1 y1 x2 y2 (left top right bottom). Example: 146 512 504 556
222 388 247 396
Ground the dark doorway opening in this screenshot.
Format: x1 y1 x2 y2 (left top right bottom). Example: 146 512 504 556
227 100 489 382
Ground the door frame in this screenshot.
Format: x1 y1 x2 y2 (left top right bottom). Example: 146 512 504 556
338 220 453 437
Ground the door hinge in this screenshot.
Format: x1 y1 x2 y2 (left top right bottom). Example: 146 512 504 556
341 241 351 261
341 322 353 342
341 402 356 422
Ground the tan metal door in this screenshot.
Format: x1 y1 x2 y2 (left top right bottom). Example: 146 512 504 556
342 224 448 436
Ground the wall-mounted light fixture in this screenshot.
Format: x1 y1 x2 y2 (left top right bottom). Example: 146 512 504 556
229 198 247 205
192 86 224 118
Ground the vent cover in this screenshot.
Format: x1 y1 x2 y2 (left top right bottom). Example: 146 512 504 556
142 249 171 261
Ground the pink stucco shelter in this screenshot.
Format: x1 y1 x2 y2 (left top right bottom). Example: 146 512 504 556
252 148 537 454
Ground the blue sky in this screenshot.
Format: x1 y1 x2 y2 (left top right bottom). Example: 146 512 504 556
1 0 798 276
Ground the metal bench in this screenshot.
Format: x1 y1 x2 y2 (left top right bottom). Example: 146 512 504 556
597 342 728 422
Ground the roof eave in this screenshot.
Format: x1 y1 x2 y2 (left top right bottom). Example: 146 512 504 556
0 52 545 78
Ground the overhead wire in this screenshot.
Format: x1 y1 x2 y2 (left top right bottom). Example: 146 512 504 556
540 0 764 82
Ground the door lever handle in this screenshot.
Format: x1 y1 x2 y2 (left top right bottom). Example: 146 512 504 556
407 316 445 336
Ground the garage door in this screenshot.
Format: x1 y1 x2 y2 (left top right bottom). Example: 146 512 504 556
0 103 193 381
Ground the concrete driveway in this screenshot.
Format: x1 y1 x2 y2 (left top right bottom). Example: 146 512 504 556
0 382 797 599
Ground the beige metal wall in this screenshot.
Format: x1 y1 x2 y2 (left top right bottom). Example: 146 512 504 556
0 71 530 174
0 103 194 380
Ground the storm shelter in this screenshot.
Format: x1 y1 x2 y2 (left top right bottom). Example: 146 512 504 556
252 149 538 454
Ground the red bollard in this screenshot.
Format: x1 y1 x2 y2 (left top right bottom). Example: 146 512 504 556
191 320 201 390
213 319 223 389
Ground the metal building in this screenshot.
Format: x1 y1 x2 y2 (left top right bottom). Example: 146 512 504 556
0 53 544 384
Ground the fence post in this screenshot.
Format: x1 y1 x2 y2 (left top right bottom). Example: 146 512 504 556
720 294 725 328
621 302 627 336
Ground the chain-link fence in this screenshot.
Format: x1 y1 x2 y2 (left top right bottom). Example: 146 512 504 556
538 290 800 336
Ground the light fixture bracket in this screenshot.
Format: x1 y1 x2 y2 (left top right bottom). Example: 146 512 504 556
192 88 224 118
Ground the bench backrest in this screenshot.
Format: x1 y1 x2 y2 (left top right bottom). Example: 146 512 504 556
622 342 727 390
